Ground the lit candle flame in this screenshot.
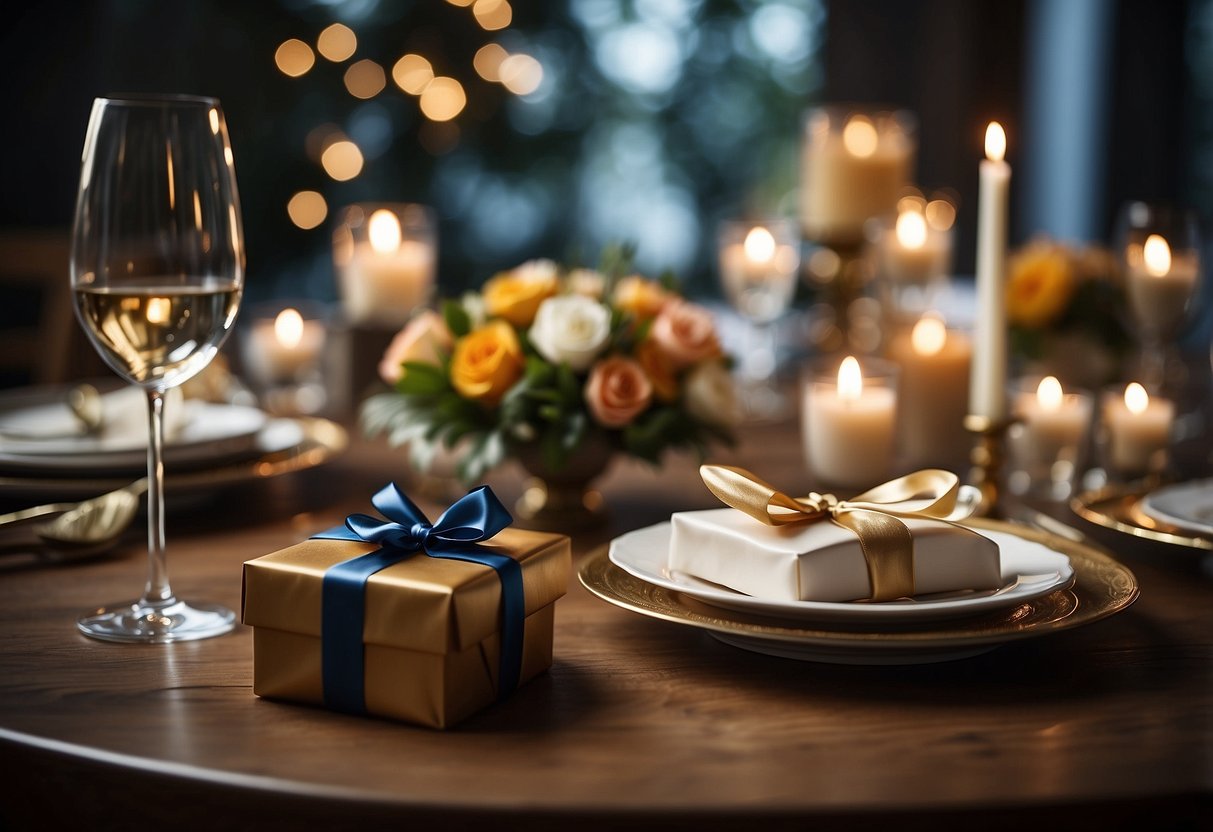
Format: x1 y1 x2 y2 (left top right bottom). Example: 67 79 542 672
842 115 878 158
1143 234 1172 277
1124 382 1149 415
838 356 863 401
743 226 776 263
911 313 947 357
274 308 305 349
1036 376 1063 412
984 122 1006 163
895 210 928 250
368 209 402 254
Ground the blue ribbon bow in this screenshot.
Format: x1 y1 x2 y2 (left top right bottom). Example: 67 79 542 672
311 483 522 715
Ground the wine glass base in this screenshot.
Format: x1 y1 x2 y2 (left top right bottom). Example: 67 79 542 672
77 598 236 643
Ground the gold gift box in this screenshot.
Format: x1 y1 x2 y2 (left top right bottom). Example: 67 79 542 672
242 527 570 729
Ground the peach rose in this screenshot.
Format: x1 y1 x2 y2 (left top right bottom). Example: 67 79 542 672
566 268 606 300
585 356 653 428
612 275 670 319
650 300 721 369
634 338 678 403
483 259 559 327
378 310 454 384
450 320 525 405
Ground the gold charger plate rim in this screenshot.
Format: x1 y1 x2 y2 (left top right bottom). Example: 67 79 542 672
1072 484 1213 551
579 518 1139 649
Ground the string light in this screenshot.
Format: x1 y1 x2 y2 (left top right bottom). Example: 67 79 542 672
317 23 357 62
274 39 315 77
320 140 364 181
344 59 386 99
287 191 328 229
419 76 466 121
392 53 434 95
473 0 512 31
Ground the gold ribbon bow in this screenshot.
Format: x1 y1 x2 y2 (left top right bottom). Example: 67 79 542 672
699 465 971 602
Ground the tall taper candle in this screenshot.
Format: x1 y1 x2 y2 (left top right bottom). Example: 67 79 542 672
970 122 1011 421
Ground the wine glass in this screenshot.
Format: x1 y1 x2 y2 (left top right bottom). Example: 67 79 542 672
1115 201 1201 393
717 218 799 419
71 95 244 642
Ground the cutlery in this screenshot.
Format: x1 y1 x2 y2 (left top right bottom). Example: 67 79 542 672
0 479 146 549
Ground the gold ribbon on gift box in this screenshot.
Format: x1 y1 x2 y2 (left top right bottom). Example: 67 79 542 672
699 465 978 602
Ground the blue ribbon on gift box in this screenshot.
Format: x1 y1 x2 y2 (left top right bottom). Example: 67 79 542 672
310 483 523 715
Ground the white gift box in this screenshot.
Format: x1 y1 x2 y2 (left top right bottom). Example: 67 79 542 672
668 509 1002 603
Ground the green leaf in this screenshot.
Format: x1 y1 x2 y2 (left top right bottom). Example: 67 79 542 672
442 299 472 338
395 361 450 396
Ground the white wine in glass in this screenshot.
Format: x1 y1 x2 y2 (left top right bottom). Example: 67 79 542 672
71 95 244 643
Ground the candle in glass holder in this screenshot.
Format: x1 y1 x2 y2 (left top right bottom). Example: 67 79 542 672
1016 376 1092 468
888 313 971 468
1125 234 1199 336
803 356 898 488
1103 382 1174 475
245 307 326 383
718 222 799 324
879 207 952 285
799 108 916 245
335 204 436 326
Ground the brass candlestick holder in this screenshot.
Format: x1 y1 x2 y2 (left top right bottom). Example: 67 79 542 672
964 414 1019 519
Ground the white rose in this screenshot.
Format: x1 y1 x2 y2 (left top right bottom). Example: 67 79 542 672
684 361 742 428
529 295 611 372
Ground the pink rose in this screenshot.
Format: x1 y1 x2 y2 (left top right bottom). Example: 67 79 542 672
650 300 721 369
378 310 454 384
584 356 653 428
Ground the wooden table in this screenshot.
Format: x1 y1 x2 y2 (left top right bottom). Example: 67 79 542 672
0 421 1209 831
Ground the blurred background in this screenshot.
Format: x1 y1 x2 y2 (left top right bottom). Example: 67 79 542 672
1 0 1210 390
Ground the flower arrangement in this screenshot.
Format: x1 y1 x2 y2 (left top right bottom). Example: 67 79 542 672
1006 237 1130 386
361 255 739 483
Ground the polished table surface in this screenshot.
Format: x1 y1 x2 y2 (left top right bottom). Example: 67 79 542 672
0 419 1209 830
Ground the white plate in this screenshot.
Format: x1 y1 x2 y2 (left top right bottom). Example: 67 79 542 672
0 393 267 472
608 522 1074 625
1141 479 1213 538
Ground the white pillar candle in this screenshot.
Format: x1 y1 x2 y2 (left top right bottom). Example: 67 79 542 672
803 356 898 488
1103 382 1174 475
800 110 915 246
338 208 436 326
879 208 952 286
970 122 1011 422
246 308 326 383
1125 233 1200 336
888 314 972 468
1016 376 1092 467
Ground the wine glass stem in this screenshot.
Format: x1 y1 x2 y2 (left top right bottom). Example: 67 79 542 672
141 388 173 607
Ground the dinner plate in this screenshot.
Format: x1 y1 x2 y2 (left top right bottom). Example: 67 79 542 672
0 417 346 500
1071 484 1213 552
0 387 267 472
1140 479 1213 538
581 518 1138 665
609 522 1074 624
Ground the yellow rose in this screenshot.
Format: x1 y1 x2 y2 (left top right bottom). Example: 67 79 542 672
451 320 525 405
482 260 559 326
612 275 670 319
1006 242 1077 328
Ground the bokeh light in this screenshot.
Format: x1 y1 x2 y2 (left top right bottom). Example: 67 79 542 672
419 76 467 121
474 43 509 82
344 59 386 99
274 39 315 77
392 54 434 95
286 191 328 229
473 0 512 31
320 140 364 181
317 23 357 62
499 53 543 95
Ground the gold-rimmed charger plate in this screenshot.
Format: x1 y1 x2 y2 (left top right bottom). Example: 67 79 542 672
1071 484 1213 552
0 418 347 500
579 518 1138 664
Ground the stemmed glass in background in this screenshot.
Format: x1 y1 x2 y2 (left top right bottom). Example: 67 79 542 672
717 219 800 419
71 95 244 642
1116 201 1201 393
